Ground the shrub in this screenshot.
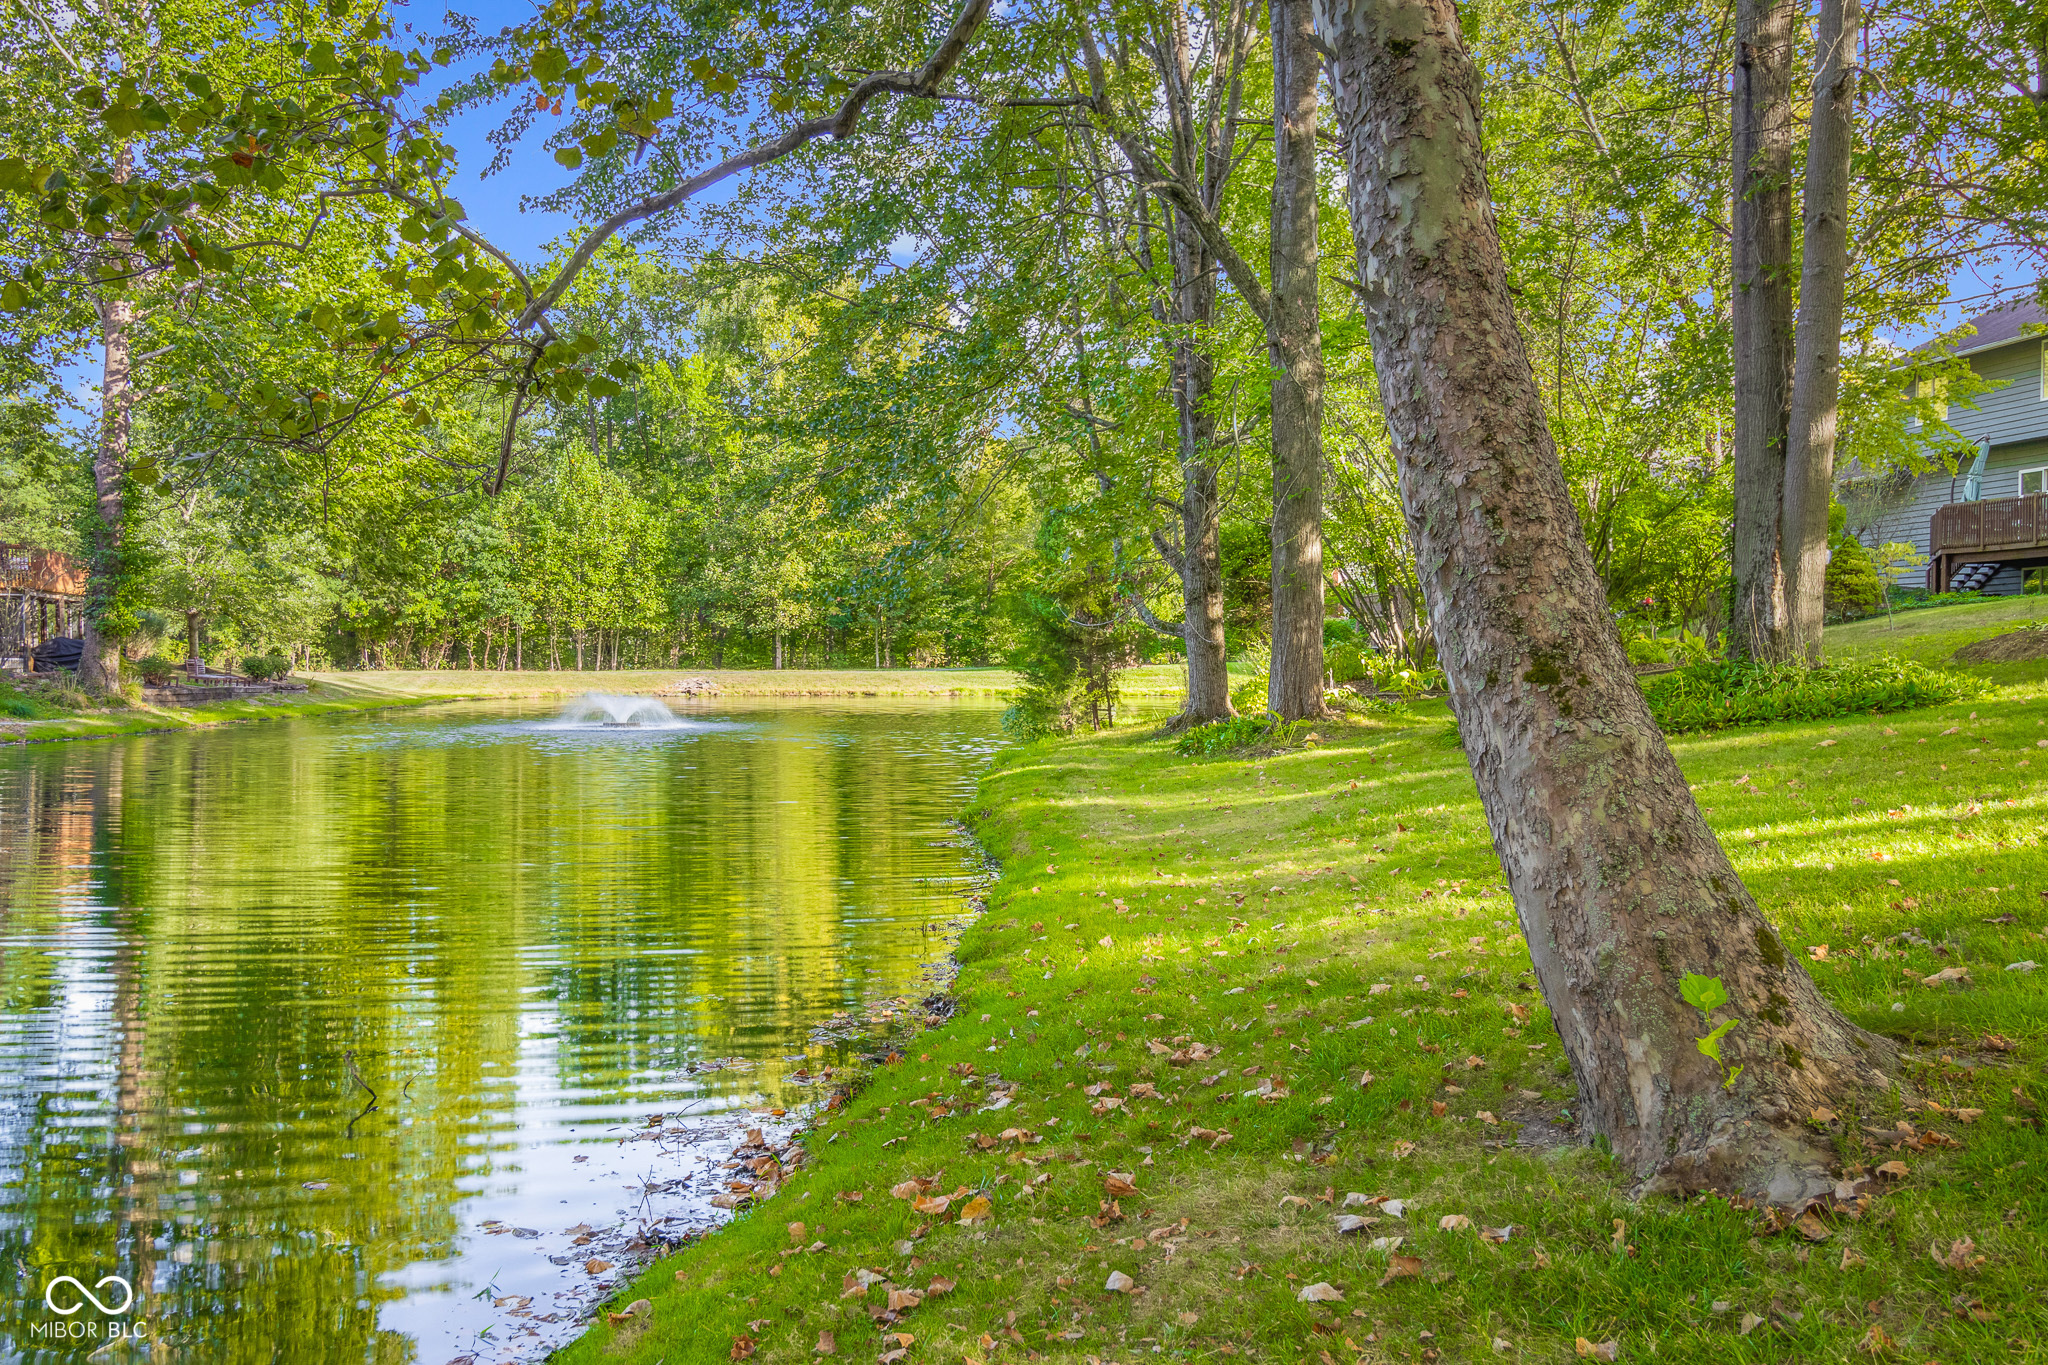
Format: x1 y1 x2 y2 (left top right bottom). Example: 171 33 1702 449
1323 619 1362 647
998 571 1136 738
1229 672 1268 713
1326 643 1368 683
1824 538 1883 619
1641 656 1985 734
1626 636 1669 665
240 654 292 681
1174 713 1310 756
133 654 177 685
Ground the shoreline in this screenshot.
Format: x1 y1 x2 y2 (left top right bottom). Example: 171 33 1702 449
0 665 1198 747
548 687 2044 1365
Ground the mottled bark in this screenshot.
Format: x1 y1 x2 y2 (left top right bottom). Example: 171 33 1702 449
1319 0 1893 1196
1266 0 1328 720
78 287 135 695
1730 0 1796 662
1169 206 1235 723
1782 0 1860 662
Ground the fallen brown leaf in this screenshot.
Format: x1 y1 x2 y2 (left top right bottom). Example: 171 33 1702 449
1379 1255 1422 1286
813 1329 837 1356
1931 1236 1985 1272
730 1335 756 1361
1574 1339 1619 1362
1794 1210 1831 1242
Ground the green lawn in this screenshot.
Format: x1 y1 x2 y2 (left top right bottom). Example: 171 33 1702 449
557 605 2047 1365
1829 594 2048 679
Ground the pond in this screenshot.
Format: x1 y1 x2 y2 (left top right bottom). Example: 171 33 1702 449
0 696 1003 1362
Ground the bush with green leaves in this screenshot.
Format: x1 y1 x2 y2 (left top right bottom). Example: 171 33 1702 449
132 654 177 685
1824 538 1884 620
1640 656 1985 734
1326 643 1368 683
1173 713 1310 756
999 563 1140 739
240 654 292 681
1625 635 1669 665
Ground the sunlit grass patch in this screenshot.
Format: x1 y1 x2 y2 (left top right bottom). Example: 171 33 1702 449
563 636 2046 1365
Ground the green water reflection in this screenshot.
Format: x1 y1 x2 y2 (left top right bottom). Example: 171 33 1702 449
0 697 1000 1362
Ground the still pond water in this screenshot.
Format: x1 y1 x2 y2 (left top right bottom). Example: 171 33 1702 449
0 698 1002 1363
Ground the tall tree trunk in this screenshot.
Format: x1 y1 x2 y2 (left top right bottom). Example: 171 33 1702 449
1168 202 1234 723
1266 0 1328 720
1730 0 1796 661
1319 0 1893 1196
79 288 136 694
1782 0 1859 662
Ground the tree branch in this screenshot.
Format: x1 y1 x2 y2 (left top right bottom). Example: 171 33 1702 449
514 0 994 331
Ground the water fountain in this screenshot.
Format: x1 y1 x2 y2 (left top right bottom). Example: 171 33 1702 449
555 692 683 728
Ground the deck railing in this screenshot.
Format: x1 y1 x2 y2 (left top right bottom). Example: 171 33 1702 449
1930 493 2048 557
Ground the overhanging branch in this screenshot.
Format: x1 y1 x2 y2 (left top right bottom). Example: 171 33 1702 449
515 0 994 330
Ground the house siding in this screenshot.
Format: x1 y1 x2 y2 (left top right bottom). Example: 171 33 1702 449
1855 335 2048 593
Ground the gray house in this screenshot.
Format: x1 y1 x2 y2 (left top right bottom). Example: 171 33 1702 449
1851 296 2048 594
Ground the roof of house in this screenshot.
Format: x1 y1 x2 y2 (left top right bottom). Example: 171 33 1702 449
1936 295 2048 358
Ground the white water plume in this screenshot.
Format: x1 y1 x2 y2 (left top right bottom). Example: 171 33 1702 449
553 692 683 728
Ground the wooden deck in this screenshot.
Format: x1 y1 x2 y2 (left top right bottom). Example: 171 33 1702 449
1928 493 2048 591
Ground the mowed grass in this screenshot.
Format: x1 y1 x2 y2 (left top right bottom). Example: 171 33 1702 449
1830 594 2048 676
561 622 2048 1365
296 665 1040 699
296 664 1195 700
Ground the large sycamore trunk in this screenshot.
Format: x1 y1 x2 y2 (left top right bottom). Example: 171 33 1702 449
1318 0 1894 1197
1730 0 1796 663
1265 0 1328 721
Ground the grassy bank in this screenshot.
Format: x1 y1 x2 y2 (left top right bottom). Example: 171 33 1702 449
558 646 2047 1362
0 664 1202 745
293 664 1197 701
0 675 480 744
1830 594 2048 687
292 665 1042 700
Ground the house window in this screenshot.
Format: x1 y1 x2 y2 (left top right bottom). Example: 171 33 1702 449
2023 466 2047 497
1906 376 1949 431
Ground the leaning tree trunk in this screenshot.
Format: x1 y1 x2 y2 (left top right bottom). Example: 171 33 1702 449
78 286 136 695
1730 0 1797 662
1319 0 1895 1197
1265 0 1329 721
1782 0 1860 663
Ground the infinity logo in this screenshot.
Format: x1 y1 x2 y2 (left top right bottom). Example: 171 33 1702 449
43 1275 134 1316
